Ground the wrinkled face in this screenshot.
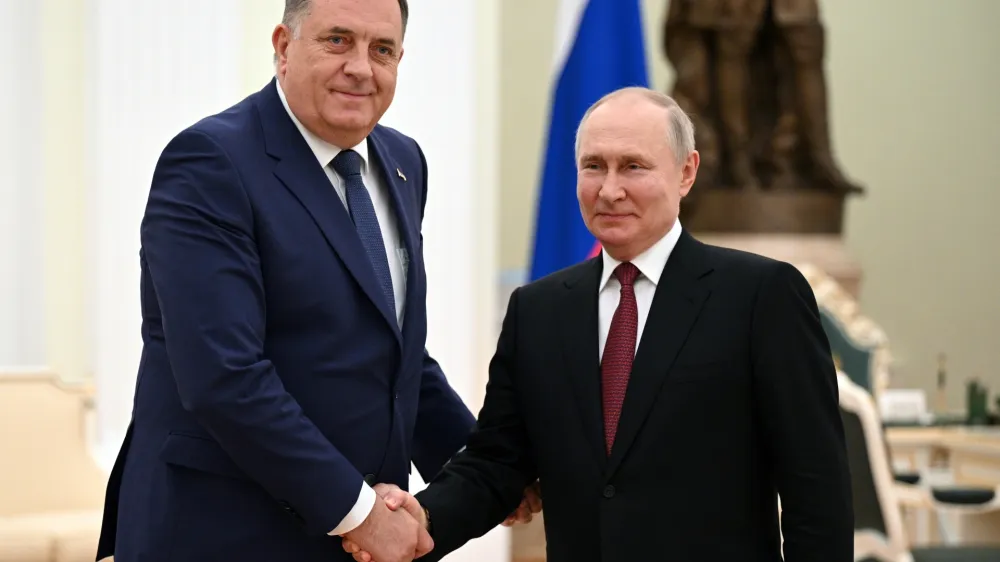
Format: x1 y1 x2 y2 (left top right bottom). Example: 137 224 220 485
576 95 699 261
273 0 403 147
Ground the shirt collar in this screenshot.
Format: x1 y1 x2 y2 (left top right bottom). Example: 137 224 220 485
599 219 683 292
275 78 369 172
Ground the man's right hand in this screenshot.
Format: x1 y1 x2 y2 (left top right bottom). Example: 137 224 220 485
343 484 429 562
341 486 432 562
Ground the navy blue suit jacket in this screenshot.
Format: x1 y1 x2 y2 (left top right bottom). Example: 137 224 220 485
96 79 476 562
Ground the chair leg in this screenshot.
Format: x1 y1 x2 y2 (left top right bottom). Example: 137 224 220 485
935 510 959 545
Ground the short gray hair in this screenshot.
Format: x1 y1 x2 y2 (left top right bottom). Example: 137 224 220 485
574 87 695 165
282 0 410 38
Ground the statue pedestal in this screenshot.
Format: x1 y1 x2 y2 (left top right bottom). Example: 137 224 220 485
694 233 863 298
676 187 863 297
680 188 846 234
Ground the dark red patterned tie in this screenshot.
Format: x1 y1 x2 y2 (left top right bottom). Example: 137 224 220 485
601 262 640 455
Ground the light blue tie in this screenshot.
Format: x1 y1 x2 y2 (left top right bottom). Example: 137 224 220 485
330 150 396 314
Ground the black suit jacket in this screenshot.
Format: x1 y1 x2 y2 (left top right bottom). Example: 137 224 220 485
416 230 853 561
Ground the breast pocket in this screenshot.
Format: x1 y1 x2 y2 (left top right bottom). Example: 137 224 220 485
668 358 735 384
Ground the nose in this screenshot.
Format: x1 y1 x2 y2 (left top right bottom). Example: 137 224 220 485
343 47 374 80
598 174 626 202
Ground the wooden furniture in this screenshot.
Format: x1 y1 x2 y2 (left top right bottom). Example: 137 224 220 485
0 369 107 562
841 373 1000 560
887 426 1000 546
887 427 1000 488
887 427 1000 492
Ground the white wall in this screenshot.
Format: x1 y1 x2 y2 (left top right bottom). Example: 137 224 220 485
84 0 245 461
0 0 46 367
41 0 89 383
380 1 506 558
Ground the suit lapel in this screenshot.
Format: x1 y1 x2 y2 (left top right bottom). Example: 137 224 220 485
560 258 608 469
367 130 420 345
605 231 713 476
256 79 401 345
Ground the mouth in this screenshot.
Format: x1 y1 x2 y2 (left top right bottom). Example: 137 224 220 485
331 90 371 100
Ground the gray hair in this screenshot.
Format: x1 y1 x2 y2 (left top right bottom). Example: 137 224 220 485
574 87 695 165
282 0 410 38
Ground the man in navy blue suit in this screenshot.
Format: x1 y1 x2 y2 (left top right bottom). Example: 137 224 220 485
95 1 537 561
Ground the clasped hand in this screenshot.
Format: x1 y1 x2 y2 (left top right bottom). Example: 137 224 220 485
342 482 542 562
340 483 431 562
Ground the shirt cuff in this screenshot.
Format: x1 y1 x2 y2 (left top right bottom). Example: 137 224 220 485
327 482 377 536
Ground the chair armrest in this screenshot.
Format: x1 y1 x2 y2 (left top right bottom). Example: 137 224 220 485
932 487 995 505
930 486 1000 513
894 482 933 508
893 471 921 485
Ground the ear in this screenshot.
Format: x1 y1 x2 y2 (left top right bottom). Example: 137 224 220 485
272 24 292 73
678 150 700 198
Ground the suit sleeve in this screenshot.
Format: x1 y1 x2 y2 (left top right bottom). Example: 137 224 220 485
412 351 476 481
750 262 854 561
415 289 538 560
141 129 368 536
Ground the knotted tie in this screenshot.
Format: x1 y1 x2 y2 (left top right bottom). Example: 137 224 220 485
601 262 640 455
330 150 395 313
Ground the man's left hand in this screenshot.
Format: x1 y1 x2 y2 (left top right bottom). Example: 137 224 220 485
503 481 542 526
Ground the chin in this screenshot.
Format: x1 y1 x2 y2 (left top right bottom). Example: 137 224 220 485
594 225 633 244
324 98 372 116
324 113 372 132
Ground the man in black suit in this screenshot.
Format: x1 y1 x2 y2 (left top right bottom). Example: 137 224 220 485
345 87 853 561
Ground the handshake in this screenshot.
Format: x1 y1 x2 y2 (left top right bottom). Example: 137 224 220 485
340 482 542 562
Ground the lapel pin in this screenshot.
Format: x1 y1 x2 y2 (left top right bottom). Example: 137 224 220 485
396 168 406 181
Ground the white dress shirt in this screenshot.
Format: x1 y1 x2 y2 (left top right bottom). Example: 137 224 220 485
598 221 683 361
276 81 405 535
276 81 407 329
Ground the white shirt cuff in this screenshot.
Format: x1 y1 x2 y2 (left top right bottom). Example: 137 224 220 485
328 482 377 536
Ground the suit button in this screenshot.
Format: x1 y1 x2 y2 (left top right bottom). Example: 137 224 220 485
278 500 303 522
603 485 616 498
364 473 376 486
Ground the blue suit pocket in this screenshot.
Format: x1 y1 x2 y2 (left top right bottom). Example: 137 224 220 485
159 432 251 481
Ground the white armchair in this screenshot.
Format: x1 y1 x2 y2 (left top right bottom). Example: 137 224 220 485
0 369 107 562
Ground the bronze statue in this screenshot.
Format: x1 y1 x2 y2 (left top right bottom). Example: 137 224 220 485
665 0 764 190
664 0 862 195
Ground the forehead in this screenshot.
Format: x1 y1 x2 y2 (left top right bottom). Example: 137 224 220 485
579 98 670 158
305 0 402 38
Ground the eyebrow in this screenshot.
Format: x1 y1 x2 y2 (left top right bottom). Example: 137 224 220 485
327 26 398 49
579 152 646 162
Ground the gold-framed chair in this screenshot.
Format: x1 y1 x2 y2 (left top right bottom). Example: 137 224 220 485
839 372 1000 561
794 263 892 399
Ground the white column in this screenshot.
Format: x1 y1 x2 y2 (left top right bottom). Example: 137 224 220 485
84 0 244 465
381 1 505 560
0 0 46 367
41 0 89 383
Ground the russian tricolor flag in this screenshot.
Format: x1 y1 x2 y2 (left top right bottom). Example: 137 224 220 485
528 0 649 281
